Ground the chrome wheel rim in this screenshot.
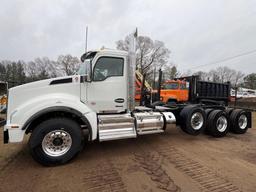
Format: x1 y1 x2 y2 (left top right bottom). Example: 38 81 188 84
238 115 247 129
42 130 72 157
191 112 204 130
216 116 228 132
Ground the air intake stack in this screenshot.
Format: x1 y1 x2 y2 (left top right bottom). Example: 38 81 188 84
127 29 138 111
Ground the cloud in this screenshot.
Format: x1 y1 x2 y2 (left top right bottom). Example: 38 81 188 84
0 0 256 74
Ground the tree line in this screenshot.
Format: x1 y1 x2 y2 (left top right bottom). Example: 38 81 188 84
0 55 80 88
0 35 255 90
182 66 255 89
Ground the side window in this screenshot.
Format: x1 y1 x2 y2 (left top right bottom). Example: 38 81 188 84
93 57 124 81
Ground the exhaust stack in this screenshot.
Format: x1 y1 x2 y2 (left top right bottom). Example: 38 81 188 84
127 29 138 111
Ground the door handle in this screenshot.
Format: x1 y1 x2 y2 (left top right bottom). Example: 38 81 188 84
114 98 125 103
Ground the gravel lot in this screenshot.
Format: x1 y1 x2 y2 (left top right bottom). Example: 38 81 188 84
0 112 255 192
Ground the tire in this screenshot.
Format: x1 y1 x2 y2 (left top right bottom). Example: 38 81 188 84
230 109 249 134
205 108 214 117
206 110 229 137
180 105 206 135
225 108 234 117
29 118 83 166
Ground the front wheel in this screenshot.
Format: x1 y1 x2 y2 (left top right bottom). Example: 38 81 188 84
29 118 83 166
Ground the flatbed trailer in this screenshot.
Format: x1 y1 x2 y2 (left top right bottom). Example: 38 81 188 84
2 33 252 166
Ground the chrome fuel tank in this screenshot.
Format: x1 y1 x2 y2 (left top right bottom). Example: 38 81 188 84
133 112 164 135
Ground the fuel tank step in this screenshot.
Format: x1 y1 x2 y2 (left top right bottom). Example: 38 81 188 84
98 114 137 142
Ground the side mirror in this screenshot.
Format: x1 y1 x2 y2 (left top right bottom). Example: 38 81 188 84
85 61 92 82
186 82 190 89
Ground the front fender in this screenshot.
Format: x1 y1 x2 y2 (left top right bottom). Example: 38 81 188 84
9 93 97 141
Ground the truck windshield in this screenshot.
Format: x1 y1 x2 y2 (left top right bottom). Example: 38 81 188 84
77 59 91 75
162 82 179 90
180 83 188 90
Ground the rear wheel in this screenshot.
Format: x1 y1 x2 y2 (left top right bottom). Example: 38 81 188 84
205 108 214 117
225 108 234 116
230 109 248 134
180 105 206 135
29 118 83 166
206 110 229 137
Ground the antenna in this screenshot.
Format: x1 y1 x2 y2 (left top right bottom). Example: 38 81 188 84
85 26 88 52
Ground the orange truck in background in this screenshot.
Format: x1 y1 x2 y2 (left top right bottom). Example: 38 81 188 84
135 70 189 103
160 80 189 103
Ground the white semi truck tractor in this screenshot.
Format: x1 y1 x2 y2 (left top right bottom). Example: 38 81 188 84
3 35 252 166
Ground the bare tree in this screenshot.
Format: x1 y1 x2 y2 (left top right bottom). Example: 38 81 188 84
0 62 7 81
243 73 256 89
0 60 26 87
16 61 26 84
57 55 80 76
212 67 234 83
116 35 170 74
233 71 244 86
181 69 193 77
25 57 57 81
164 65 180 80
195 66 244 86
193 71 209 81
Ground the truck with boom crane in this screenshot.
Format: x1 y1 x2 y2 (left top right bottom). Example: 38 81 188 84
3 33 252 166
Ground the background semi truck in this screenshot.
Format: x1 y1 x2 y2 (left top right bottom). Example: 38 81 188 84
3 34 252 166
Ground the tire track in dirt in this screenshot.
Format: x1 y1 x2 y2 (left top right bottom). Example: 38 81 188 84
0 149 25 175
154 142 242 192
134 151 180 192
82 160 127 192
227 133 254 143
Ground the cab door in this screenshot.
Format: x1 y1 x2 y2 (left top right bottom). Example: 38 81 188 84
180 82 189 101
86 56 127 113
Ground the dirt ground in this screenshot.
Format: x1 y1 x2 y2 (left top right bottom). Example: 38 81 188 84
0 113 255 192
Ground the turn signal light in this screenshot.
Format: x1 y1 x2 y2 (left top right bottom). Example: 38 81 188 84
11 125 19 128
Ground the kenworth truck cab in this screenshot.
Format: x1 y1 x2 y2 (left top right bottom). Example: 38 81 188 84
3 37 252 166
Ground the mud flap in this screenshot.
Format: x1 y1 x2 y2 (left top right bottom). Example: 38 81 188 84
246 111 252 128
4 130 9 143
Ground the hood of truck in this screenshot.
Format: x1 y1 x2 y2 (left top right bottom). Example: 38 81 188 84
7 75 82 121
